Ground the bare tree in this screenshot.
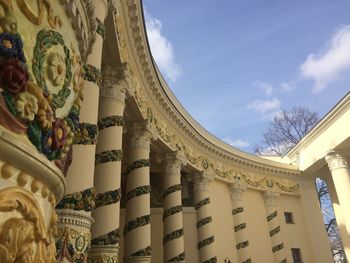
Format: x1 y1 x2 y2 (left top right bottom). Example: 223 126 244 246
254 106 318 155
316 179 346 263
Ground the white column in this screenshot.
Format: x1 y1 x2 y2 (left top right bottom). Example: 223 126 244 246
230 184 251 263
263 191 287 263
325 150 350 236
162 152 187 262
123 122 157 263
193 172 217 263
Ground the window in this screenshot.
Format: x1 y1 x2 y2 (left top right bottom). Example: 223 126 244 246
284 212 295 224
291 248 303 263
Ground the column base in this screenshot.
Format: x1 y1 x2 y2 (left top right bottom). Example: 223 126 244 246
89 244 119 263
56 209 93 262
124 256 152 263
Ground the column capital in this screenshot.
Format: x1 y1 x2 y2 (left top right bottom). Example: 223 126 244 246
193 171 214 192
325 150 348 171
163 151 187 172
101 64 135 102
229 183 247 201
127 121 158 149
263 191 280 207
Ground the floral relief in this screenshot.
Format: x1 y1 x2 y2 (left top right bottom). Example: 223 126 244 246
0 58 28 94
47 53 66 87
15 92 38 121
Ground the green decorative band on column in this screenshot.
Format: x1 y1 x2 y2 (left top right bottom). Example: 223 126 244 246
195 197 210 210
198 236 215 249
131 246 152 257
91 228 120 245
242 259 252 263
73 123 98 145
95 150 123 164
196 216 212 229
96 18 106 39
95 188 122 208
124 215 150 235
163 205 183 220
236 240 249 250
163 184 182 199
98 115 124 130
163 228 184 244
203 257 218 263
234 223 246 232
270 226 280 237
83 64 102 86
126 159 150 174
232 207 244 215
267 211 277 222
126 185 151 203
280 259 287 263
169 251 185 262
56 187 96 211
272 243 284 253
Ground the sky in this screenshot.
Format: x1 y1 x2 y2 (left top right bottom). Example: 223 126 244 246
143 0 350 153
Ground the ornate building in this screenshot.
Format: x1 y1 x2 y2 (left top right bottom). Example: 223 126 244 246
0 0 348 262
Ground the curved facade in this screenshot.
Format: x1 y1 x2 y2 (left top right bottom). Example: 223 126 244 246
0 0 348 262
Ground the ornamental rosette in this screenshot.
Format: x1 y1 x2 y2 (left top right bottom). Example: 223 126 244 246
51 119 68 150
15 92 38 121
0 58 29 94
36 99 54 130
0 33 26 62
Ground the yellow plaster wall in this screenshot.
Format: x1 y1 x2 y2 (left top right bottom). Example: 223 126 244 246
209 180 236 262
244 190 274 262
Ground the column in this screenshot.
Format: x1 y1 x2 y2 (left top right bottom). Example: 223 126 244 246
56 1 109 262
123 122 157 263
230 184 251 263
162 152 187 262
325 150 350 236
263 191 286 263
88 65 132 262
193 172 217 263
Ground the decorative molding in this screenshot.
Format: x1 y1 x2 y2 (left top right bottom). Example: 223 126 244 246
125 185 151 203
168 252 185 262
195 198 210 210
83 63 102 86
98 115 124 130
56 187 96 211
198 236 215 249
124 215 150 235
126 159 150 174
162 184 181 199
163 205 182 220
91 228 120 246
95 188 122 208
163 228 184 244
325 150 348 171
196 216 212 229
236 240 249 250
95 150 123 164
73 123 98 145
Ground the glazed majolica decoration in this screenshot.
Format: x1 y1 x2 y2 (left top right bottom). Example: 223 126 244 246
0 7 84 173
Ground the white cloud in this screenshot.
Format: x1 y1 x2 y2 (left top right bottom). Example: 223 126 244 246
223 137 250 148
247 98 281 116
255 81 273 96
145 12 181 82
280 82 295 92
300 25 350 92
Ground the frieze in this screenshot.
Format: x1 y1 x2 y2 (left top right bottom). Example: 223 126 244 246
91 228 120 246
124 215 150 235
56 187 96 211
95 188 122 208
169 252 185 262
163 205 182 220
125 185 151 203
198 236 215 250
163 228 184 244
203 257 218 263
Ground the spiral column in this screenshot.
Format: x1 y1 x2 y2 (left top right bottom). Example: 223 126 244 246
88 65 132 262
56 1 109 262
263 191 286 263
193 172 217 263
230 184 251 263
162 152 187 262
123 122 157 263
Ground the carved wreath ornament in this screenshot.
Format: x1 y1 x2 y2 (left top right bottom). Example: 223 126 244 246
0 2 84 172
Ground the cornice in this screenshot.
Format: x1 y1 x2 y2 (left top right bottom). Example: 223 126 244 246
117 0 301 194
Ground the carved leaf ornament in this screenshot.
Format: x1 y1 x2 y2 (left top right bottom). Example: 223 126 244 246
0 1 83 172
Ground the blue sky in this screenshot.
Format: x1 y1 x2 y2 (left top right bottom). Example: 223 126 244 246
143 0 350 153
